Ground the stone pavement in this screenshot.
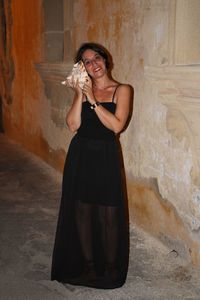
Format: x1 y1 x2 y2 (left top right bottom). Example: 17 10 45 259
0 133 200 300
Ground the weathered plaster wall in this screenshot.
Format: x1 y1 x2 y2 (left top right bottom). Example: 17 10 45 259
1 0 200 265
1 0 70 171
73 0 200 264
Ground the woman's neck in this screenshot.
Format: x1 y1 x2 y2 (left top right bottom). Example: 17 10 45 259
93 76 114 90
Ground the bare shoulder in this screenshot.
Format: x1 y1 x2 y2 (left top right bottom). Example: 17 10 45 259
115 83 133 99
118 83 132 90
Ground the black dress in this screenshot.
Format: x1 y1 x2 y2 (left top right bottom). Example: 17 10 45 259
51 89 129 289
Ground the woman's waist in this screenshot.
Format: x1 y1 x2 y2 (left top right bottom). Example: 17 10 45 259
75 131 116 142
77 126 115 140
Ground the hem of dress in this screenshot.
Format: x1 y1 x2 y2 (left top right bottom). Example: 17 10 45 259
51 277 126 290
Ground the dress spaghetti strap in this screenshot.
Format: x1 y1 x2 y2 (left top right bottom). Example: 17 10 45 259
112 84 121 102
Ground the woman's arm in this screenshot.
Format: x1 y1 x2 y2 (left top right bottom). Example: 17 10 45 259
66 80 83 133
83 83 132 134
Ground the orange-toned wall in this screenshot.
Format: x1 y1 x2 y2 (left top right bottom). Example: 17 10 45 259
2 0 66 171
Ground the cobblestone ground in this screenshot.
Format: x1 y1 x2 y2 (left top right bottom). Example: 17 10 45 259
0 134 200 300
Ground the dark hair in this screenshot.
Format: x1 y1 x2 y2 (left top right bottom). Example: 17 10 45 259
75 42 111 70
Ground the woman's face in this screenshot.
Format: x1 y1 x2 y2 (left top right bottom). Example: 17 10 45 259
82 49 107 79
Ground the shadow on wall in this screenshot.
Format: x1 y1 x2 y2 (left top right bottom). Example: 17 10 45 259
127 177 200 265
0 96 3 132
0 0 14 133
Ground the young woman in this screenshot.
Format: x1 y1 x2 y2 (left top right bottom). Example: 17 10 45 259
51 42 132 289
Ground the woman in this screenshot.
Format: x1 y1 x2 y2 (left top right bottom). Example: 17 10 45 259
51 42 132 289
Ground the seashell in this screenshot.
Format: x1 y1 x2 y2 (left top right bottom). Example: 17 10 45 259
61 61 89 89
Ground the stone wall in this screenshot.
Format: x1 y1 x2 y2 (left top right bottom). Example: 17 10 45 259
1 0 200 264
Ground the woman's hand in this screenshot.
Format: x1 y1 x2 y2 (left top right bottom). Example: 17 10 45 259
67 76 83 97
65 76 84 132
82 77 96 104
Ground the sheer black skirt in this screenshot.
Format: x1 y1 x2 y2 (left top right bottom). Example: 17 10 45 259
51 134 129 289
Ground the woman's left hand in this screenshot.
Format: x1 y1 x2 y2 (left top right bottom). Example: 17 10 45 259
82 77 96 104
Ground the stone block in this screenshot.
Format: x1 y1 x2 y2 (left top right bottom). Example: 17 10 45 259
43 0 63 31
44 32 64 62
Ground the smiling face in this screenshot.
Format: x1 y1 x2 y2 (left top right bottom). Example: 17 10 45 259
82 49 107 79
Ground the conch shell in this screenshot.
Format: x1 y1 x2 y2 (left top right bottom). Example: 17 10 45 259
61 61 89 89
